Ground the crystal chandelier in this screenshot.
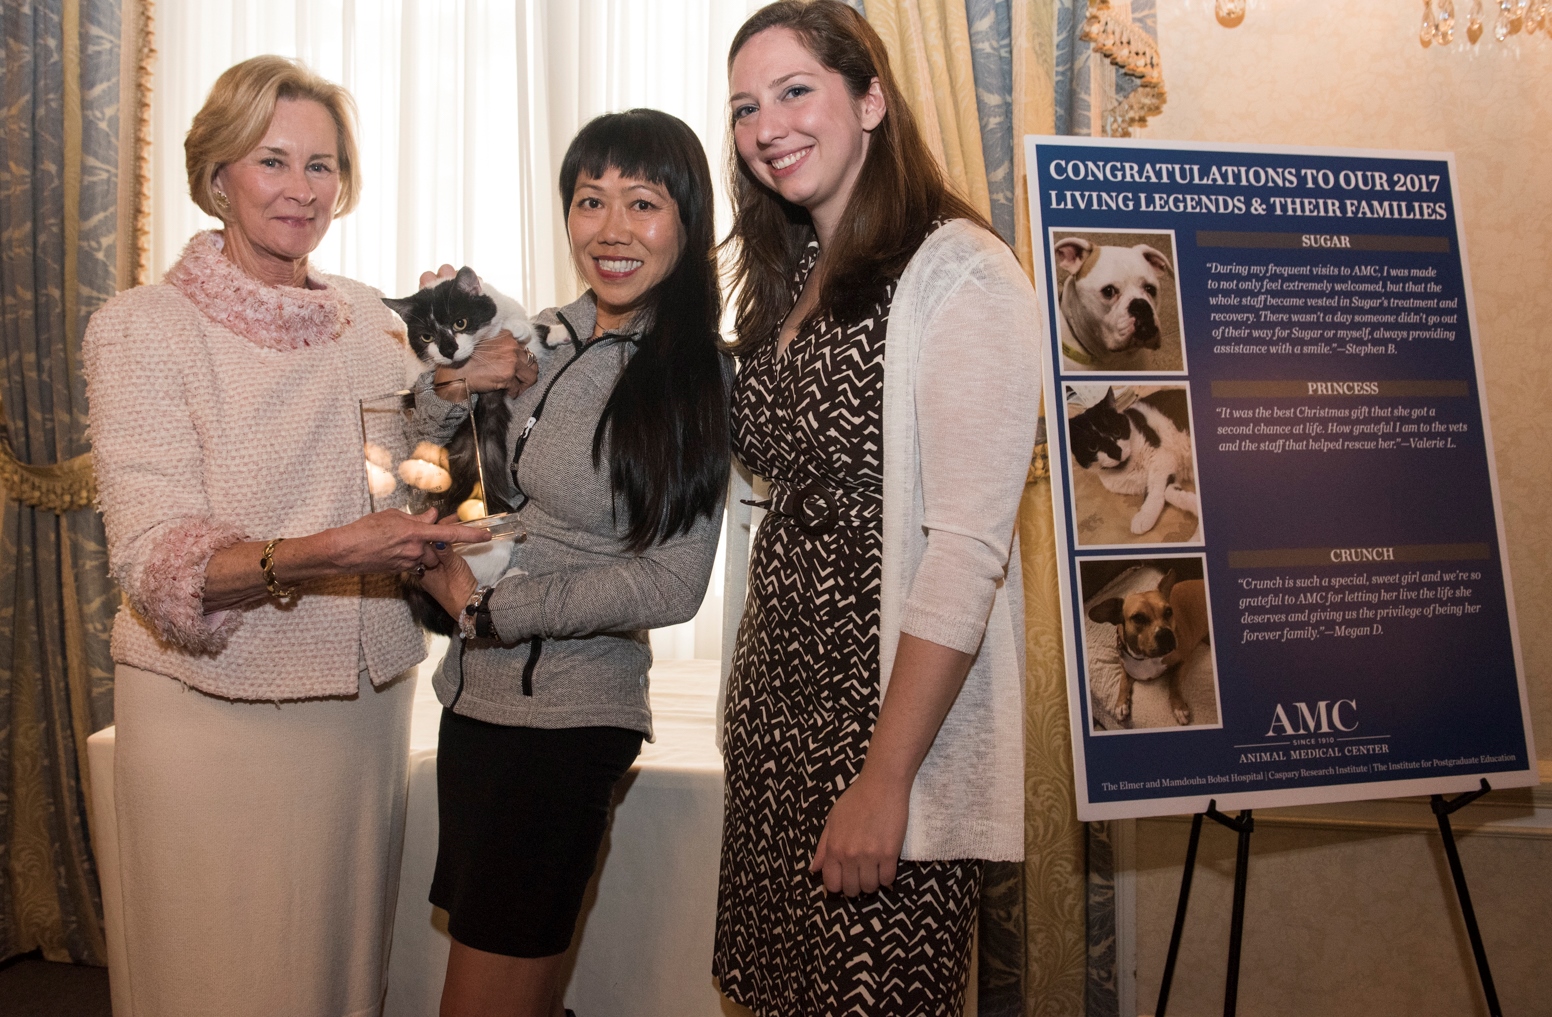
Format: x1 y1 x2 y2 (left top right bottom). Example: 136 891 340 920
1214 0 1552 41
1421 0 1552 45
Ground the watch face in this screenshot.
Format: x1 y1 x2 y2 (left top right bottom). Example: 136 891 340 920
474 588 496 640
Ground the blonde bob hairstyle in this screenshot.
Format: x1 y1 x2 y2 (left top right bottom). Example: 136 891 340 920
185 55 361 220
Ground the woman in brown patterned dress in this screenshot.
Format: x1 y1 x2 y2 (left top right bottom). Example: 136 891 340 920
715 4 1042 1015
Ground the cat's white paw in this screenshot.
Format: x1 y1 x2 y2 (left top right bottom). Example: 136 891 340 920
1130 510 1157 535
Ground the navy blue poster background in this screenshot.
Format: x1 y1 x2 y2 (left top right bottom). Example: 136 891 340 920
1024 137 1537 821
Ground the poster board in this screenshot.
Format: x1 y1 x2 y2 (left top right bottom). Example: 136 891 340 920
1024 136 1538 821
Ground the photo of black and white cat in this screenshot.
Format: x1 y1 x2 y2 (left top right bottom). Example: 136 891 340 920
1066 383 1203 546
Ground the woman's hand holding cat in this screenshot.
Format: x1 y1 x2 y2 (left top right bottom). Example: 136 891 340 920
419 516 481 618
433 331 536 397
420 264 458 289
418 264 538 397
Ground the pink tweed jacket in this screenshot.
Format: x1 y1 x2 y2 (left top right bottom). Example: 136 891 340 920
84 231 424 700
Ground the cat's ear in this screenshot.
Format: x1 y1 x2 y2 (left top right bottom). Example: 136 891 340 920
454 267 484 296
382 296 414 321
1101 387 1117 408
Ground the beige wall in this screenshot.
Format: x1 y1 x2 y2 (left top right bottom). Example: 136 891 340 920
1143 0 1552 758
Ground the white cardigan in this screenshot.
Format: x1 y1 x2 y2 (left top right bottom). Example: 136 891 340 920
720 219 1043 862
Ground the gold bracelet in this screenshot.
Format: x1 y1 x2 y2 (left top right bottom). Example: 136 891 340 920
260 537 296 598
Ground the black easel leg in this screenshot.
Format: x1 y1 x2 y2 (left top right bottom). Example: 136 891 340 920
1197 804 1254 1017
1221 810 1253 1017
1431 781 1503 1017
1155 810 1206 1017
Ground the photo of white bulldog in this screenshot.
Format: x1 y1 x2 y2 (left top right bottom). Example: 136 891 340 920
1052 231 1185 374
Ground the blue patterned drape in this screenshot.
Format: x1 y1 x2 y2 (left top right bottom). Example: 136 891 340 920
961 6 1091 1016
965 23 1020 1012
1057 0 1164 138
966 0 1015 244
0 0 125 965
1056 6 1167 1012
960 3 1165 1016
1054 0 1091 135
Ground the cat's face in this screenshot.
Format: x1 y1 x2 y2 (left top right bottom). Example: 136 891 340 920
384 268 498 367
1069 390 1133 469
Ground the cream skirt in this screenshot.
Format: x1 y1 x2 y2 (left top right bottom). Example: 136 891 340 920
112 663 414 1017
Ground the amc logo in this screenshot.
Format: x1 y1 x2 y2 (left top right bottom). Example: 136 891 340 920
1266 699 1358 737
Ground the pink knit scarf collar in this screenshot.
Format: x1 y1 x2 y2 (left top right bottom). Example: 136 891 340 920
164 231 351 351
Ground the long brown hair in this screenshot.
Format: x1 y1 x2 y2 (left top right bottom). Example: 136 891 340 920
723 0 991 352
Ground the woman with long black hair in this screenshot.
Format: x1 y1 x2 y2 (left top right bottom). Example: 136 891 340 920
415 108 729 1017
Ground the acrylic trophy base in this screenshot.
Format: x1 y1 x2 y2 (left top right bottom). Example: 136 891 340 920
453 512 526 588
360 380 526 589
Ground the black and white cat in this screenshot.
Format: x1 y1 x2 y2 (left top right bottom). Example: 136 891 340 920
382 268 543 635
1068 387 1198 535
383 267 545 518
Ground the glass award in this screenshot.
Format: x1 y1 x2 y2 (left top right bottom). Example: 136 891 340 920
359 379 524 586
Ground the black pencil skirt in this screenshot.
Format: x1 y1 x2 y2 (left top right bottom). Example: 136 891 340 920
430 709 643 958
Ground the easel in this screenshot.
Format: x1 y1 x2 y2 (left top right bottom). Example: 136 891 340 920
1151 779 1503 1017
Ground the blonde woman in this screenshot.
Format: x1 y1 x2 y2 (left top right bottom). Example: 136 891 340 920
84 56 513 1016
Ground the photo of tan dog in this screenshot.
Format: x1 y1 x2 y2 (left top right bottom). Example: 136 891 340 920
1080 557 1220 732
1088 570 1210 726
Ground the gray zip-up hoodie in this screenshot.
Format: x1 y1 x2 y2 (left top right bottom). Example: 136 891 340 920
416 292 723 738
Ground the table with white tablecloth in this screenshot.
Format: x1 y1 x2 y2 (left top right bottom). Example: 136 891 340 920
88 655 974 1016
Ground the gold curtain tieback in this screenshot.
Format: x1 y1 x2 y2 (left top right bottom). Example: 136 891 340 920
0 394 97 513
0 447 96 513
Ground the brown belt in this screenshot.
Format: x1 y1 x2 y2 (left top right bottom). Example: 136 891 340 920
742 480 880 536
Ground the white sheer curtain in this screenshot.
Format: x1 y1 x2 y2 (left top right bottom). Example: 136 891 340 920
150 0 761 660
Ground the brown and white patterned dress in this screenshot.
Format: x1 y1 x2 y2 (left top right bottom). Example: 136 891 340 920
714 239 982 1017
